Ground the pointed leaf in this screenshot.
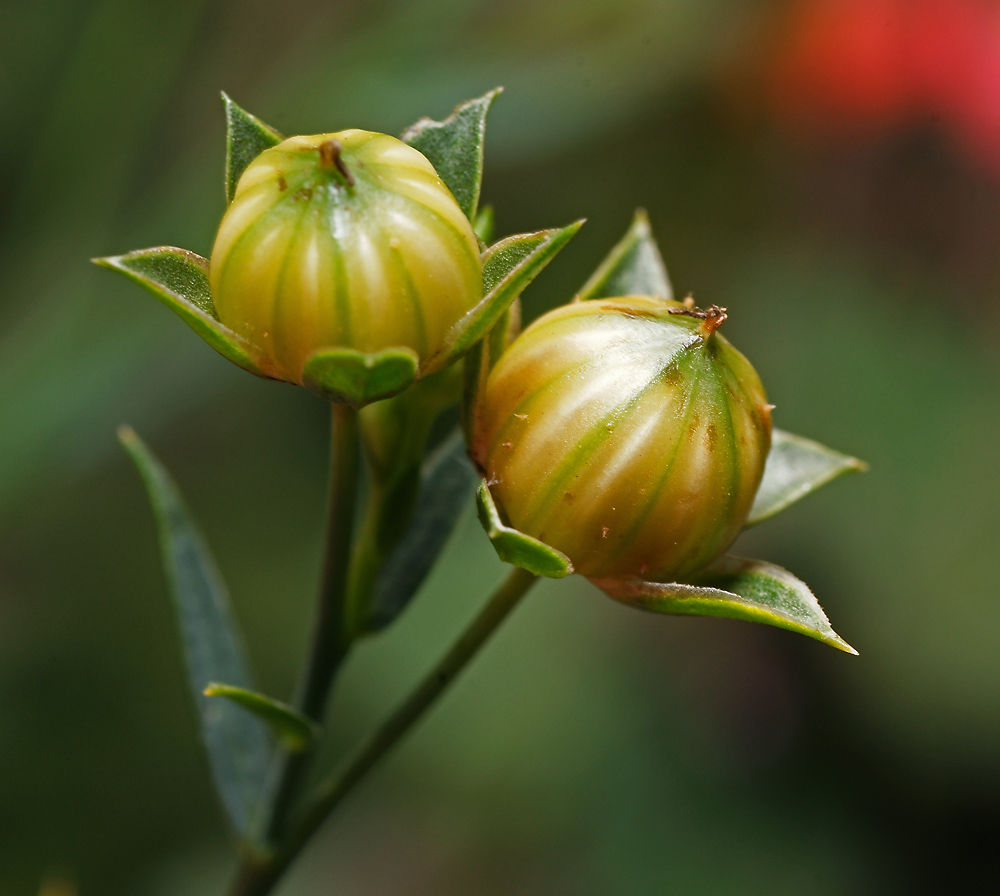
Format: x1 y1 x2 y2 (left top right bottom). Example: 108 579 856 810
748 428 868 526
594 556 856 654
223 92 283 203
204 683 319 753
118 427 273 835
94 247 276 378
477 480 573 578
402 88 501 221
367 431 478 631
427 221 583 375
578 209 672 301
302 346 419 407
461 297 520 446
473 204 495 245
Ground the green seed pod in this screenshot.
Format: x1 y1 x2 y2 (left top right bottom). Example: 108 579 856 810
472 296 772 582
210 131 482 386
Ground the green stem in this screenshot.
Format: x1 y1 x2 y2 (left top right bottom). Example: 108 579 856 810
292 403 360 722
230 404 359 896
234 565 538 895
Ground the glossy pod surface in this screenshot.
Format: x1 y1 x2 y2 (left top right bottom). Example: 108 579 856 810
473 297 772 581
210 131 482 384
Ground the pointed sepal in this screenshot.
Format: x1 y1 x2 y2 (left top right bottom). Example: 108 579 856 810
461 294 521 447
118 427 273 837
477 480 573 578
302 346 419 407
223 92 283 203
747 428 868 526
473 204 495 245
427 221 583 376
402 88 502 221
94 247 277 378
593 556 856 654
204 683 320 753
577 209 672 301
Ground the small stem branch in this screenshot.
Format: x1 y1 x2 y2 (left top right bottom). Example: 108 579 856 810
247 565 538 891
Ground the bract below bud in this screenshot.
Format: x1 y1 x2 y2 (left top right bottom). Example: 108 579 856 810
210 130 482 387
472 296 772 581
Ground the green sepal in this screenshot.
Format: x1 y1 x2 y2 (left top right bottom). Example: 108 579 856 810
402 88 502 222
747 428 868 526
204 683 319 753
223 92 283 204
302 346 419 407
577 209 672 301
476 480 573 578
473 204 495 245
593 556 856 654
94 247 277 379
461 296 521 447
427 221 583 376
118 427 273 838
366 431 478 632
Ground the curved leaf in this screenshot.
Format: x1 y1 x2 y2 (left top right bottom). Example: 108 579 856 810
302 346 419 407
366 431 478 631
748 428 867 526
119 427 273 836
94 247 276 378
477 480 573 578
578 209 672 301
428 221 583 375
593 556 856 653
223 92 283 203
204 683 319 753
402 88 502 221
461 296 520 447
473 204 495 245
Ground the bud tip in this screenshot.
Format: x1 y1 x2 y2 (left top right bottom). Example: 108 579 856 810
668 302 728 335
318 139 355 186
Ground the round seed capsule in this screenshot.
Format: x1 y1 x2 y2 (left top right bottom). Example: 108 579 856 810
473 297 772 581
210 130 482 385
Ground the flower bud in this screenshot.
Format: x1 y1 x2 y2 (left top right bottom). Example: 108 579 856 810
210 131 482 385
472 297 772 581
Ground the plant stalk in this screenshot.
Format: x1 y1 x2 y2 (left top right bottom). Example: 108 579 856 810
231 403 360 895
231 564 538 895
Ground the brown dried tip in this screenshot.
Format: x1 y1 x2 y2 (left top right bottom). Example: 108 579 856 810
668 303 728 335
318 139 355 186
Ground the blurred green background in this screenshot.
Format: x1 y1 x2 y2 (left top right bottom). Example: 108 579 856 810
3 0 1000 892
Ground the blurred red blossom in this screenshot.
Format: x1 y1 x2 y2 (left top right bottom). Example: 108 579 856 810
768 0 1000 174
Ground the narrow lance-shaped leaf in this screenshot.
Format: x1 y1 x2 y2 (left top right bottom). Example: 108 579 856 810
461 297 520 447
93 247 276 378
594 556 857 654
477 480 574 578
428 221 583 375
119 427 273 836
578 209 672 301
204 683 319 753
747 428 868 526
366 431 479 632
402 88 502 221
473 204 495 245
223 92 283 203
